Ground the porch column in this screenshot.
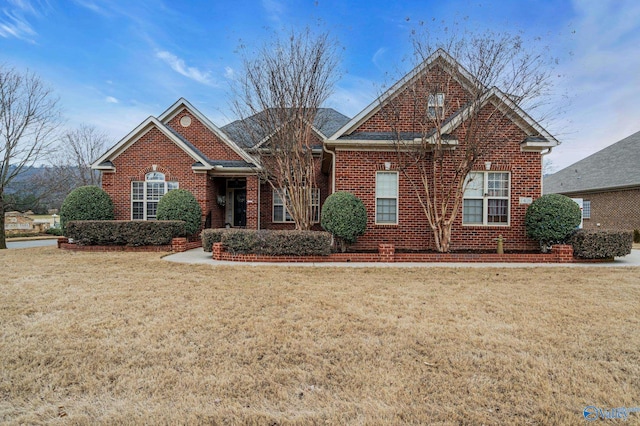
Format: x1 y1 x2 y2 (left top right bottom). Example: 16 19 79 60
245 175 259 229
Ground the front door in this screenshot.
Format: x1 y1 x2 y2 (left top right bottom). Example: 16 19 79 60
233 189 246 227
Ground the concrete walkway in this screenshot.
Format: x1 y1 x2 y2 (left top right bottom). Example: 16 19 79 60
164 247 640 267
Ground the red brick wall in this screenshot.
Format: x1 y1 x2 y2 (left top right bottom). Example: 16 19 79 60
102 126 212 225
563 188 640 231
333 143 541 252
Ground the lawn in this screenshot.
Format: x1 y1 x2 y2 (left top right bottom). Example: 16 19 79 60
1 247 639 425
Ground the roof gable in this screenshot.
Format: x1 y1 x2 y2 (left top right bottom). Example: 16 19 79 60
158 98 258 166
328 50 557 152
329 49 478 140
91 117 212 171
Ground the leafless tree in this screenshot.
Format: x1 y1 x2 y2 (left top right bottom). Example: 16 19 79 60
232 28 339 230
382 28 555 252
19 125 111 212
56 124 109 186
0 66 61 249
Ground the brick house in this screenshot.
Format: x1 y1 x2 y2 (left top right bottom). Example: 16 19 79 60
544 129 640 232
92 50 557 251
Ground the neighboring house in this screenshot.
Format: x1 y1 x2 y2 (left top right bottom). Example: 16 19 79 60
544 130 640 231
92 50 557 251
4 212 50 235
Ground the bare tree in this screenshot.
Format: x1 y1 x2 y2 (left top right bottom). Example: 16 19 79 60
14 125 111 213
56 124 109 186
381 29 555 252
0 66 61 249
232 28 339 230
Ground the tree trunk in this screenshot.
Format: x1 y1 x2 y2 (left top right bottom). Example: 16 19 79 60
0 191 7 249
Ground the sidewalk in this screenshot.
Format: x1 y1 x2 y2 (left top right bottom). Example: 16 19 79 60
164 247 640 268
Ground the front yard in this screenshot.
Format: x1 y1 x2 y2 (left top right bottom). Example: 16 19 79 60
1 247 639 424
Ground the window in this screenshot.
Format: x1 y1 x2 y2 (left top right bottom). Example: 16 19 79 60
428 93 445 119
273 188 320 223
376 171 398 224
132 172 178 220
463 172 510 225
582 200 591 219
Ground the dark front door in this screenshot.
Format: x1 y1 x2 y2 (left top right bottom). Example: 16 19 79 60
233 189 246 227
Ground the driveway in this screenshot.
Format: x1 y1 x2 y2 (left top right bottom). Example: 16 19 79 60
6 239 58 249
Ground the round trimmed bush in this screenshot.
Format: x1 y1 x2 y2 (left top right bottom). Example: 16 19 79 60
321 191 367 252
156 189 202 236
525 194 581 251
60 186 114 231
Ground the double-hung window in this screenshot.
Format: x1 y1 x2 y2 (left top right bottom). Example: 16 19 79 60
273 188 320 223
427 93 445 119
582 200 591 219
376 171 398 224
463 172 510 225
132 172 178 220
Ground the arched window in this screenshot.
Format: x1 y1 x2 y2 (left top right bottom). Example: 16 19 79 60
131 172 178 220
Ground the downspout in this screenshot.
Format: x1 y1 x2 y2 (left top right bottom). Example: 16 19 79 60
323 143 336 194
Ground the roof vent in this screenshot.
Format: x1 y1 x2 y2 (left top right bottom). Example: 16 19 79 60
180 116 192 127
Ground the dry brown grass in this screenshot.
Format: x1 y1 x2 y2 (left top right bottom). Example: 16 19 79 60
1 247 640 425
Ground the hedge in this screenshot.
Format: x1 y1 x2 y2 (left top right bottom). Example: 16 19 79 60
218 229 331 256
568 229 633 259
201 228 230 252
65 220 186 246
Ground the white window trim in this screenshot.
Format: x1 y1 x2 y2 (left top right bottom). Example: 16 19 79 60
462 171 511 226
131 172 178 220
375 171 399 225
272 188 320 223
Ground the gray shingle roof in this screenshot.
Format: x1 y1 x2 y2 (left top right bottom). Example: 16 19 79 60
544 129 640 194
165 125 254 169
221 108 350 149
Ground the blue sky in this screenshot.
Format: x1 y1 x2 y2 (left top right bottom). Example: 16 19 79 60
2 0 639 171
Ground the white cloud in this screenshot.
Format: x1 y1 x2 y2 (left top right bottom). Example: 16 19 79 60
372 47 387 70
261 0 284 22
71 0 109 16
0 0 39 42
156 50 217 86
224 66 235 80
105 96 118 104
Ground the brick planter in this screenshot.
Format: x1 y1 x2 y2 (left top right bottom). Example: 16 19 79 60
211 242 602 263
57 237 201 253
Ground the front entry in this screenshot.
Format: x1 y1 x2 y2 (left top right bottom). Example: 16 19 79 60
225 179 247 227
233 189 246 227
